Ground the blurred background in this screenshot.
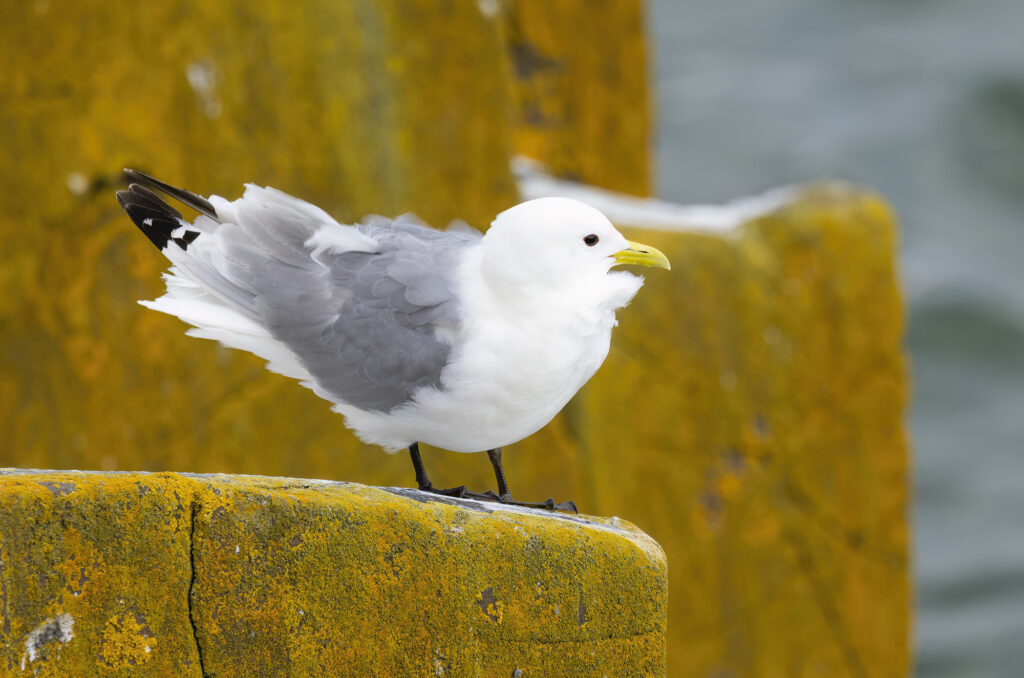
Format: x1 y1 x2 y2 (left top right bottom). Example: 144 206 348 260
648 0 1024 675
3 0 1019 675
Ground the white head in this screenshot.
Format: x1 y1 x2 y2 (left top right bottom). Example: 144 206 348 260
480 197 670 311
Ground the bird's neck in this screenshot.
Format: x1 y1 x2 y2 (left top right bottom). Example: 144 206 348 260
475 252 639 322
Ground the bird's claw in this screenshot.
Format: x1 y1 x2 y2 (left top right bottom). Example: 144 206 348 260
494 495 578 514
417 482 577 513
418 483 468 498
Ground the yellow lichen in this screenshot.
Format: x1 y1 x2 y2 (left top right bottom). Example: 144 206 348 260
2 470 668 674
99 613 156 670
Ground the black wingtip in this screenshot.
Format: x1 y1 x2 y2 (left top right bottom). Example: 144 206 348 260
120 168 218 220
116 182 204 251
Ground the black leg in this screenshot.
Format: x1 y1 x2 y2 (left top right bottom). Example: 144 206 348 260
407 443 478 499
408 443 576 512
408 442 432 491
485 447 577 513
487 448 511 499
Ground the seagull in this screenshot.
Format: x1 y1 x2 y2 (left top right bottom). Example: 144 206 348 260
115 169 669 511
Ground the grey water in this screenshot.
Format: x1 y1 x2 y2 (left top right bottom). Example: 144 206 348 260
649 0 1024 675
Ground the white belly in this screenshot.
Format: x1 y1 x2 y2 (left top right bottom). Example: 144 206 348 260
339 308 614 452
338 294 617 453
335 245 637 453
415 310 613 451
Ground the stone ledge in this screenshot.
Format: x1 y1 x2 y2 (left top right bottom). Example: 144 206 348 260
0 469 667 676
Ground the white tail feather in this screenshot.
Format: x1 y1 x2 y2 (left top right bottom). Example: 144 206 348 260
184 327 310 381
142 273 313 383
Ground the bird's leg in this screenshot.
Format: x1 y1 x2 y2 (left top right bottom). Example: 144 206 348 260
407 442 478 499
487 448 511 500
407 444 575 512
409 442 433 491
485 448 578 513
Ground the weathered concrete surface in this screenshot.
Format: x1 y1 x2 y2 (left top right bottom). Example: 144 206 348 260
0 469 667 676
0 472 199 675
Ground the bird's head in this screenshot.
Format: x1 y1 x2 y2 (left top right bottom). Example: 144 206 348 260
481 197 670 310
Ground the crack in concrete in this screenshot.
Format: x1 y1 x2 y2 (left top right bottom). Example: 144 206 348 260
188 499 209 678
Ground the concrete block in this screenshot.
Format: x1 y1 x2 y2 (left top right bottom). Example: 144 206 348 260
0 470 667 676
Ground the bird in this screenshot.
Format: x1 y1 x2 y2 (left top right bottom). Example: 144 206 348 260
115 169 669 511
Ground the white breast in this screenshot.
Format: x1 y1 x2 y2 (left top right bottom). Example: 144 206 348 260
414 288 615 452
337 244 621 453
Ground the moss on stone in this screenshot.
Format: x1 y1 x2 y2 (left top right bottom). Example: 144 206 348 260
0 472 199 676
0 470 667 675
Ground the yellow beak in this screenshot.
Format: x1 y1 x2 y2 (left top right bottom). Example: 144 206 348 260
612 241 671 270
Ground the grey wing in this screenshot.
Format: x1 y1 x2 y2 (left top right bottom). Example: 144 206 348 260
127 178 481 413
254 216 481 412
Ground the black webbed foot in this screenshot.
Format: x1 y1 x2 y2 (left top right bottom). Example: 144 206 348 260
494 495 578 513
407 443 578 513
418 483 468 498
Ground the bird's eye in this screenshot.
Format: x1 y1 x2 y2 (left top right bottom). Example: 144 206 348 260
583 234 599 246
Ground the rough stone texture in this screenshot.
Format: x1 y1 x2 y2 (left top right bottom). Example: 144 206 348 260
0 472 199 675
0 469 667 676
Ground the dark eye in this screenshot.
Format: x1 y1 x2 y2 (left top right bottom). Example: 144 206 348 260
583 234 599 246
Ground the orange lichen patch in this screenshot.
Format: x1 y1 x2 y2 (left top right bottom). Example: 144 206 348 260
99 612 157 670
0 471 199 676
1 470 667 674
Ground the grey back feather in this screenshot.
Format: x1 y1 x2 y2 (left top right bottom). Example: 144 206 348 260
204 192 481 412
285 218 478 411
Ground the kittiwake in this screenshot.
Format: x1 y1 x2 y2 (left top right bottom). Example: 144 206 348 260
116 169 670 511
